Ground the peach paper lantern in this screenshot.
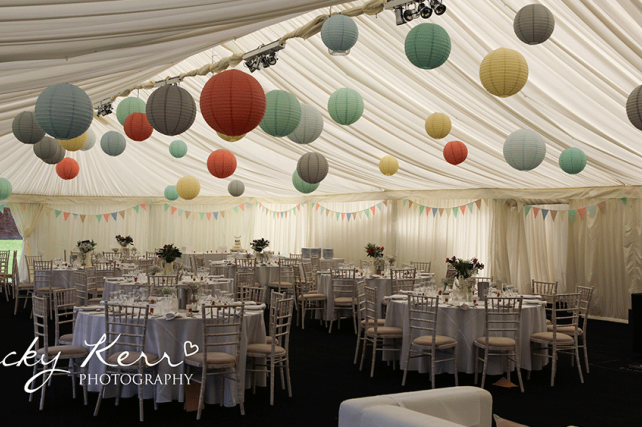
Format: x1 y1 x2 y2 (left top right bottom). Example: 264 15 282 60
207 149 237 179
124 112 153 141
443 140 468 165
56 158 79 180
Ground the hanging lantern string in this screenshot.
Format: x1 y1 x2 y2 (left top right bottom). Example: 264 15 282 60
108 0 385 103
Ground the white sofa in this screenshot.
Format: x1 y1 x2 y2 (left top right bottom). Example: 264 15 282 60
338 387 492 427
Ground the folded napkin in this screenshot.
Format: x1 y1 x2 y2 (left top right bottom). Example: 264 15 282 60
245 303 266 311
458 302 471 310
244 301 257 305
384 294 408 302
77 305 104 312
164 312 182 321
523 299 546 306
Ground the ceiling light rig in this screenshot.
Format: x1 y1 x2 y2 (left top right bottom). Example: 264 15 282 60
95 100 113 117
384 0 446 26
243 40 285 73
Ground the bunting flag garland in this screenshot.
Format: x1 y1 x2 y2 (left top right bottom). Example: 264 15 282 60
517 198 625 222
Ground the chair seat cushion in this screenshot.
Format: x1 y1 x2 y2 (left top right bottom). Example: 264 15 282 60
246 343 286 356
36 345 88 358
59 333 74 343
530 331 575 344
546 319 552 325
268 282 293 288
366 326 403 337
302 293 326 300
334 296 354 305
35 287 64 293
547 325 583 334
184 352 236 367
361 318 386 327
108 351 159 366
414 335 457 347
474 336 515 348
17 283 33 289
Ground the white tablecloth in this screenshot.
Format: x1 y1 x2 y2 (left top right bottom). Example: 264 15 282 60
72 307 266 406
302 257 345 268
103 277 236 301
317 273 388 321
384 300 547 375
211 264 280 289
181 252 234 266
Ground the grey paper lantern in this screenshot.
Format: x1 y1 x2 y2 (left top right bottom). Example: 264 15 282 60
287 104 324 145
12 111 45 144
259 90 302 137
297 152 329 184
146 85 196 136
514 4 555 45
80 128 96 151
626 85 642 131
321 14 359 55
503 129 546 171
33 136 65 164
45 145 67 164
34 83 93 139
228 180 245 197
100 131 126 157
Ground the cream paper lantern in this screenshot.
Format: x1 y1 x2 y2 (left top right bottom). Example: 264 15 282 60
379 155 399 176
176 176 200 200
425 113 452 139
479 48 529 98
80 128 96 151
59 132 87 151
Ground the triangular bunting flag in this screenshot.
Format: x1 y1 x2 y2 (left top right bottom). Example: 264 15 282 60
320 207 325 214
551 210 558 221
484 199 490 206
297 204 301 211
199 212 205 220
171 207 177 215
419 206 425 216
598 201 607 214
284 211 288 218
445 208 451 217
377 203 383 210
365 209 370 218
293 207 296 215
316 203 320 211
533 207 540 218
347 213 352 221
233 207 239 214
587 205 596 218
206 212 212 220
54 210 62 218
213 212 219 220
370 206 376 215
341 213 346 220
80 214 86 223
335 212 340 220
577 207 586 220
569 210 576 222
383 200 388 207
73 213 78 219
221 211 225 218
119 210 125 219
408 201 413 208
140 204 147 210
240 204 245 212
439 208 444 217
475 200 482 209
432 208 438 217
460 205 466 215
542 209 549 220
467 202 474 212
524 205 532 216
111 212 117 221
178 209 183 216
452 207 458 217
127 208 134 215
103 214 110 222
620 198 627 205
133 205 139 213
63 212 70 221
95 215 102 222
164 204 170 211
502 199 508 205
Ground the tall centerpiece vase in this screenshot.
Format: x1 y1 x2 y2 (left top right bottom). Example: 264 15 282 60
86 251 93 268
255 249 264 265
375 259 384 275
164 260 174 276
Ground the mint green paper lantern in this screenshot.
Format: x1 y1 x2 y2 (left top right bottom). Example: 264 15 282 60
559 147 587 174
321 14 359 55
35 83 93 139
405 23 451 70
100 131 126 156
169 140 188 158
328 88 364 125
259 90 302 137
503 129 546 171
0 178 12 201
116 97 146 126
292 170 319 194
164 185 179 201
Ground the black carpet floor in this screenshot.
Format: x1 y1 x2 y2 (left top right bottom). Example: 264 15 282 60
0 297 640 427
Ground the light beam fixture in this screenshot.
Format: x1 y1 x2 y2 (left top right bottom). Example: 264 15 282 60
243 40 284 73
384 0 445 26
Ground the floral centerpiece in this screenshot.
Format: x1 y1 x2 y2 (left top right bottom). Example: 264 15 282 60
115 235 134 248
446 256 484 300
365 243 385 273
386 255 397 268
251 238 270 264
76 240 96 266
157 244 182 275
148 265 162 276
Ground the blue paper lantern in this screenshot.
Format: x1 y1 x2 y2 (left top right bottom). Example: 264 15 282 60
503 129 546 171
287 104 324 144
228 180 245 197
559 148 587 174
328 88 364 125
100 131 126 157
321 15 359 56
116 97 146 126
80 128 96 151
292 170 319 194
35 83 93 139
0 178 12 201
164 185 179 201
12 111 45 144
259 90 302 137
169 140 188 158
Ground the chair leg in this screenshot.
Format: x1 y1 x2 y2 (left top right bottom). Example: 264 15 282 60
575 346 585 384
453 345 459 386
285 358 292 398
270 357 276 406
370 337 378 377
236 368 245 415
354 328 362 365
138 372 144 422
514 349 524 393
196 368 206 420
402 344 412 386
39 372 47 410
551 345 557 387
474 345 479 385
93 383 105 416
480 346 490 389
582 336 590 373
359 335 368 371
82 366 88 405
301 304 306 329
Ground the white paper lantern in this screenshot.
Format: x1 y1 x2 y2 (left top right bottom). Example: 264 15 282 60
503 129 546 171
287 104 324 145
80 128 96 151
297 152 329 184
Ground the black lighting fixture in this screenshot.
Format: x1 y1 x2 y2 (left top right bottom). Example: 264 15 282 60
384 0 446 26
96 101 113 117
242 40 284 73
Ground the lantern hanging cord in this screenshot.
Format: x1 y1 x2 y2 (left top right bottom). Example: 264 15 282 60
107 0 385 103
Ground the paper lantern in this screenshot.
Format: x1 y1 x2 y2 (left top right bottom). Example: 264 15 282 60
56 158 79 180
321 14 359 55
287 104 324 145
12 111 45 144
297 152 328 184
176 176 200 200
35 83 93 139
228 180 245 197
116 97 146 126
217 132 246 142
292 170 319 194
379 155 399 176
405 23 451 70
169 140 188 158
146 85 196 136
559 147 587 174
33 136 66 164
164 185 179 201
59 133 87 151
480 48 529 98
124 112 153 141
514 4 555 45
0 178 12 201
100 131 126 157
425 113 452 139
328 88 364 125
207 149 237 179
626 85 642 131
201 69 266 136
259 90 302 137
503 129 546 171
443 141 468 165
80 128 96 151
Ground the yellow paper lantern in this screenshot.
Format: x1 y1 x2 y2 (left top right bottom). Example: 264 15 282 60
479 48 529 98
176 176 200 200
425 113 451 139
379 155 399 176
59 132 87 151
217 131 246 142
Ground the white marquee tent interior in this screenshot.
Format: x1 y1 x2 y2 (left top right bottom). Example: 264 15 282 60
1 0 642 321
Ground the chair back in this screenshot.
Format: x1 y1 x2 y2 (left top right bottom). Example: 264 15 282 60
210 265 227 276
310 255 320 274
148 275 178 286
268 292 294 354
239 285 265 304
138 259 154 271
103 252 115 261
12 250 20 287
0 255 9 276
549 293 581 340
410 261 431 273
0 250 11 259
201 304 245 364
33 260 53 290
364 286 379 330
532 279 558 298
320 259 334 271
483 297 523 343
237 257 255 268
391 268 416 293
289 253 302 260
576 286 594 332
407 294 439 343
302 261 316 292
74 269 89 306
32 294 50 355
103 302 150 364
25 255 43 284
355 280 366 327
53 288 77 345
331 268 356 302
276 258 297 289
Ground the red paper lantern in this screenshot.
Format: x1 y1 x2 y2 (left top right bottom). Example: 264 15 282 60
124 112 153 141
207 149 237 179
200 69 266 136
56 158 79 180
443 140 468 165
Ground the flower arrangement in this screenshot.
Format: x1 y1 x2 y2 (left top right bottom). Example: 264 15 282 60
148 265 162 275
157 244 182 263
77 240 96 254
160 286 175 297
386 255 397 267
185 282 202 297
365 243 384 258
115 235 134 247
250 238 270 252
446 256 484 279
